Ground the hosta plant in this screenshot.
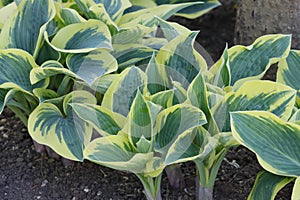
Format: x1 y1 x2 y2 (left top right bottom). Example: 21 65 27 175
230 48 300 200
0 0 218 160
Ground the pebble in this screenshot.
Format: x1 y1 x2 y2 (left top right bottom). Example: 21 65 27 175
41 179 48 187
83 187 90 193
2 133 8 138
21 128 27 133
1 118 6 123
97 191 102 196
0 126 4 131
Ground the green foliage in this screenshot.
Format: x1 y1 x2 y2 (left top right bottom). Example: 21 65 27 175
1 0 299 200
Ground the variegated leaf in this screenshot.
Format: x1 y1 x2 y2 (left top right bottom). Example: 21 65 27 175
156 32 207 88
146 53 169 94
228 34 291 87
292 177 300 200
247 170 293 200
0 0 56 57
32 88 58 103
46 19 112 53
91 74 118 94
84 135 154 173
71 103 126 136
0 49 46 93
165 127 217 165
154 104 207 153
187 73 219 134
66 50 118 85
277 50 300 91
28 91 97 161
0 88 16 114
231 111 300 177
149 90 174 109
102 67 147 116
119 2 201 28
126 91 152 146
0 2 16 31
112 44 154 69
208 45 231 88
212 80 296 132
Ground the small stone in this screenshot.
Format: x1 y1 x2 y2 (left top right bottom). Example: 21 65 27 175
41 180 48 187
1 118 7 123
71 197 76 200
16 157 24 162
83 187 90 193
97 191 102 196
0 126 4 131
2 133 8 138
21 128 27 133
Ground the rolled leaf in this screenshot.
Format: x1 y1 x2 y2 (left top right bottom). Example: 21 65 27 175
247 170 293 200
102 67 147 116
28 91 97 161
0 88 16 114
213 80 296 132
149 90 174 109
0 0 56 57
187 72 219 134
228 34 291 87
277 50 300 91
125 91 152 147
156 32 207 88
231 111 300 177
47 19 112 53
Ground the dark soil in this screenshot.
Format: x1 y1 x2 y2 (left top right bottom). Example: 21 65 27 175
0 1 293 200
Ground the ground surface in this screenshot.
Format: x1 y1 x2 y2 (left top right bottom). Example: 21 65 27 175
0 1 293 200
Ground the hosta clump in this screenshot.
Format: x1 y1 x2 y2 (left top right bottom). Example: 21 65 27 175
230 48 300 200
0 0 219 160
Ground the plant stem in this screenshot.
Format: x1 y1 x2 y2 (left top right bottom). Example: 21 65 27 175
196 178 213 200
7 105 28 126
136 173 163 200
165 164 185 189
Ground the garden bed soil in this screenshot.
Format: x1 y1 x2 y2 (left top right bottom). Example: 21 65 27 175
0 1 293 200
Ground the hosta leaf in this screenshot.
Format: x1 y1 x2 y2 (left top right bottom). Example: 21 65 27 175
172 81 187 104
228 34 291 87
247 170 293 200
208 45 231 87
0 0 13 8
0 2 17 31
112 25 155 45
35 42 61 65
127 91 152 146
30 61 76 84
156 32 207 88
112 44 154 69
0 0 56 57
28 91 97 161
91 74 118 94
58 6 86 25
187 73 219 134
173 0 221 19
156 17 190 42
213 80 296 132
119 2 201 28
66 50 118 85
149 90 174 109
84 135 153 173
47 19 112 53
71 103 126 136
154 104 207 153
146 53 169 94
0 49 46 93
0 88 16 114
32 88 58 103
92 0 131 22
277 50 300 91
102 67 147 116
292 177 300 200
165 127 217 165
231 111 300 177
